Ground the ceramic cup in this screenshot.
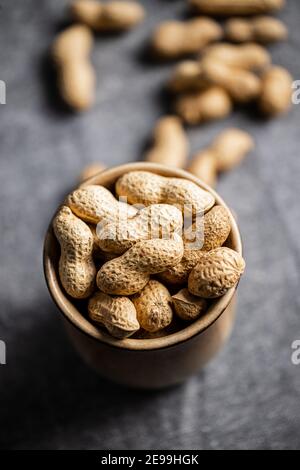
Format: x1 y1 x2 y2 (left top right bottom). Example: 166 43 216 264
43 162 243 389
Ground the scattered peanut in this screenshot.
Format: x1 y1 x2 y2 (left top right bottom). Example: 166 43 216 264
88 291 139 338
187 149 218 188
53 206 96 298
71 0 145 32
52 25 95 111
175 86 232 125
132 280 173 332
98 203 182 254
189 0 285 16
259 66 293 116
79 163 106 183
168 61 209 93
188 247 245 298
116 171 215 214
96 235 184 295
212 128 254 172
160 206 231 285
66 185 137 224
202 43 270 71
144 116 189 168
151 17 222 59
201 58 262 103
172 288 207 321
225 17 288 44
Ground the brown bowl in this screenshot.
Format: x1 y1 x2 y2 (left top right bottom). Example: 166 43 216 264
43 162 243 389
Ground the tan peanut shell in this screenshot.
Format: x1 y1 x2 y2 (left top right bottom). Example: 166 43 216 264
132 280 173 332
259 66 293 116
189 0 285 16
212 128 254 172
71 0 145 31
79 163 106 183
52 25 95 111
66 184 137 224
172 288 207 321
202 58 261 103
53 206 96 299
160 206 231 284
202 43 270 71
187 149 218 187
225 17 288 44
151 17 222 59
97 235 184 295
144 116 189 168
88 291 139 339
188 247 245 298
168 61 209 93
175 86 232 125
116 171 215 215
97 204 183 254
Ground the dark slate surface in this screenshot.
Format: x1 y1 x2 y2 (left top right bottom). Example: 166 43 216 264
0 0 300 450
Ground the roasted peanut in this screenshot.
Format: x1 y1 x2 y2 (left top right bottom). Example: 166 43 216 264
189 0 285 16
175 86 232 125
151 17 222 59
202 58 261 103
202 43 270 71
168 61 209 93
188 247 245 298
225 17 288 44
97 235 184 295
259 66 293 116
172 288 207 321
52 25 95 111
132 280 173 332
187 149 218 187
212 128 254 172
53 206 96 298
144 116 189 168
97 204 183 254
66 185 137 224
160 206 231 285
71 0 145 32
116 171 215 214
79 163 106 183
88 291 139 338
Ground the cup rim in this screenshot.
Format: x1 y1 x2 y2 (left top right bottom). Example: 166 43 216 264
43 162 243 352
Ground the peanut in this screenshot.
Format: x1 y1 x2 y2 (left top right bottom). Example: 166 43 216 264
188 247 245 298
79 163 106 183
168 61 209 93
144 116 189 168
52 25 95 111
97 204 183 254
172 288 207 321
175 86 232 125
88 291 139 338
53 206 96 299
259 66 293 116
151 17 222 59
71 0 145 32
116 171 215 214
132 280 173 332
201 58 261 103
225 17 288 44
160 206 231 285
202 43 270 71
66 185 137 224
187 149 218 187
212 128 254 172
96 235 184 295
189 0 285 16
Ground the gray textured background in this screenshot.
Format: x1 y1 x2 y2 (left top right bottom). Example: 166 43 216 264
0 0 300 450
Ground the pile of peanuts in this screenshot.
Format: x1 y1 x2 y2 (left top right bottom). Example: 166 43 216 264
53 171 245 339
